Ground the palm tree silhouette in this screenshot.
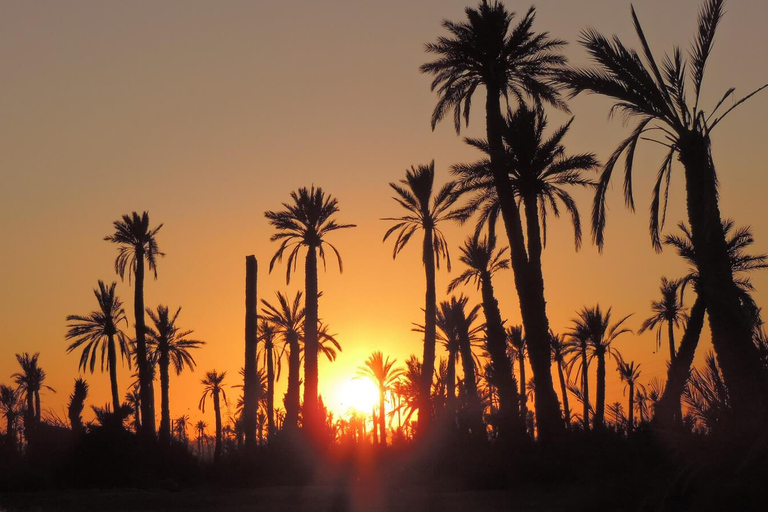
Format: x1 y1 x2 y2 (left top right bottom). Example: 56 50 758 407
506 326 528 423
125 385 141 433
146 305 205 444
559 0 768 429
639 278 685 364
258 319 282 438
194 420 207 456
563 327 591 429
67 378 88 435
616 358 641 433
12 353 54 433
261 291 305 431
66 280 131 413
0 385 20 449
199 370 227 462
265 186 355 435
356 352 404 446
569 306 632 429
449 234 520 434
421 1 568 441
105 211 164 437
383 162 458 434
433 304 460 412
550 332 571 429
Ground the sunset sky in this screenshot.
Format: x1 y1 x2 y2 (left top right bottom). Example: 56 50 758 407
2 0 767 432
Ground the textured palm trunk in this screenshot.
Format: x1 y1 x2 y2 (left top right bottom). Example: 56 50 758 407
158 350 171 444
286 335 301 430
581 349 590 429
594 353 606 428
24 390 34 434
479 273 520 434
446 349 456 411
458 323 483 436
243 256 259 447
266 344 275 437
213 391 222 462
379 388 386 446
556 361 571 428
668 320 676 364
628 382 635 433
34 391 41 423
133 253 155 437
518 353 528 422
485 88 562 441
420 226 437 435
654 295 706 428
107 334 121 413
679 132 768 433
304 246 319 435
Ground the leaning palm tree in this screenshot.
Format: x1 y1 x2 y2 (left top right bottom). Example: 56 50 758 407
559 0 768 429
199 370 227 462
105 211 164 437
66 280 131 413
0 385 20 449
448 234 520 434
258 320 283 438
569 306 633 428
261 292 305 431
616 357 641 433
550 332 571 429
383 162 458 434
12 353 54 432
146 305 205 444
265 186 355 435
421 1 568 441
638 278 685 364
356 352 405 446
506 326 528 422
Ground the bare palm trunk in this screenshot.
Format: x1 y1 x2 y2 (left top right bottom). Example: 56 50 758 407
594 353 606 428
286 335 301 430
35 391 41 423
379 389 386 446
243 256 259 447
485 88 562 441
159 351 171 444
668 320 676 364
213 391 222 462
458 324 483 436
107 334 121 413
628 381 635 433
581 350 590 429
518 353 528 423
420 226 437 435
679 133 768 433
267 344 275 438
446 350 456 412
556 361 571 428
304 246 319 435
134 253 155 437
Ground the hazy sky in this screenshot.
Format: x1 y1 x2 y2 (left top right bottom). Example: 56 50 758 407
2 0 767 430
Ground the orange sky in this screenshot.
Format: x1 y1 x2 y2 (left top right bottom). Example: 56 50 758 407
1 0 767 432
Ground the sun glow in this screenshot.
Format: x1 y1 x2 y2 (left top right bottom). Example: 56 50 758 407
336 378 380 416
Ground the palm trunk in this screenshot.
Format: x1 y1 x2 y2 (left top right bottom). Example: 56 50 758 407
286 335 300 430
668 319 676 364
479 273 520 434
556 361 571 428
458 323 483 436
581 349 590 429
679 132 768 433
134 253 155 437
594 352 606 428
213 391 222 462
628 381 635 433
304 246 319 435
159 350 171 444
267 343 275 437
654 295 706 428
518 353 528 422
35 391 41 423
107 334 121 413
420 226 437 435
485 88 562 441
379 389 386 446
446 349 456 411
243 256 259 447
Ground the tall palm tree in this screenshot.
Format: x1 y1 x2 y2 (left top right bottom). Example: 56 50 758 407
199 370 227 462
421 1 568 441
0 385 20 449
448 234 520 434
12 353 54 432
506 326 528 422
569 306 632 428
383 162 458 434
265 186 355 435
654 221 767 427
66 280 131 413
356 352 404 446
550 332 571 428
563 328 591 429
258 320 282 438
616 357 641 433
638 278 685 364
146 305 205 444
559 0 768 430
105 211 164 437
261 292 305 431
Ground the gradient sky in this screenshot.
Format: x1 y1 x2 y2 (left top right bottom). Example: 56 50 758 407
2 0 767 431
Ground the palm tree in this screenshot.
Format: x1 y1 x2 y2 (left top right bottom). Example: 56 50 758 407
356 352 404 446
563 327 591 429
448 234 520 434
174 414 190 443
12 353 54 433
105 211 164 437
0 385 20 449
125 385 141 433
550 332 571 428
421 1 568 441
195 420 207 456
654 221 767 427
684 352 730 433
616 358 641 433
559 0 768 430
506 326 528 422
569 306 632 428
639 278 685 364
317 322 342 362
265 186 355 435
433 304 460 412
67 378 89 435
146 305 205 444
199 370 227 462
258 320 282 437
383 162 458 434
66 280 131 413
261 292 305 431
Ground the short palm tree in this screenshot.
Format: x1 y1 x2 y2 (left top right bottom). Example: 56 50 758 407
356 352 405 446
12 353 54 431
0 385 20 448
383 161 458 434
199 370 227 462
569 306 633 428
550 332 571 428
559 0 768 428
66 280 131 413
616 357 641 433
125 385 141 433
195 420 207 456
105 211 164 437
421 0 568 441
506 326 528 421
638 278 685 364
261 291 305 431
563 328 591 429
258 320 283 438
146 305 205 444
265 186 355 435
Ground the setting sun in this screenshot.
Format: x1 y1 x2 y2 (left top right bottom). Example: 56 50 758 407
336 378 380 416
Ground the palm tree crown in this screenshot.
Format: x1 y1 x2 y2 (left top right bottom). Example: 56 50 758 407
448 235 509 292
638 277 686 360
146 305 205 376
104 211 164 282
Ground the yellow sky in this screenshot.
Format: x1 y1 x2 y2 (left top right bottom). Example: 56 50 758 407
1 0 767 430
